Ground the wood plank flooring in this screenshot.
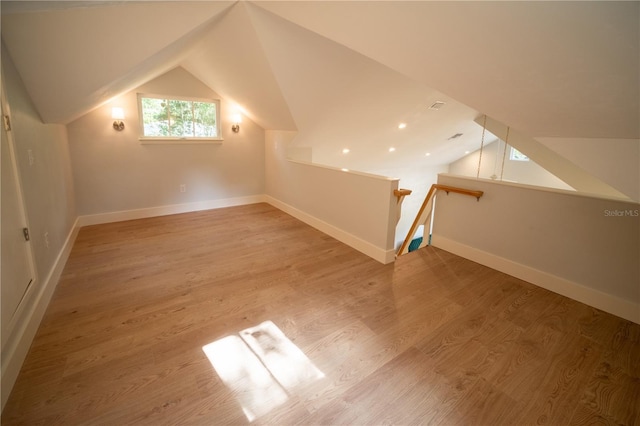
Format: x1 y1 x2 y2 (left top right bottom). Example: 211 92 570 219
2 203 639 425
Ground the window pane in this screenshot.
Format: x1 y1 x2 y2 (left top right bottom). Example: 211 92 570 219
139 96 219 139
193 101 217 137
510 147 529 161
141 98 169 137
168 100 194 137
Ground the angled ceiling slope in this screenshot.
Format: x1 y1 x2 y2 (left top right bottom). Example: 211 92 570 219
256 1 639 140
246 2 489 171
1 1 234 124
180 2 296 131
2 1 636 200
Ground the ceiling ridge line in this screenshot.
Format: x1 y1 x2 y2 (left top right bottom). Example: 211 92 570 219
63 2 240 125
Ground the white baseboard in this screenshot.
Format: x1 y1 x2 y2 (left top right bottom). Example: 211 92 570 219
1 218 80 410
77 195 267 227
78 195 395 264
265 195 395 264
1 194 392 409
432 235 640 325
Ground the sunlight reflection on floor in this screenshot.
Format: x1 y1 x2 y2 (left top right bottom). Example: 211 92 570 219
202 320 324 422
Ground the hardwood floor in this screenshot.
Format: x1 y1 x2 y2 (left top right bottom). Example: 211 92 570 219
2 203 639 425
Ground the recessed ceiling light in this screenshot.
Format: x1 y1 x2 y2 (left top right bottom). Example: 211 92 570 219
342 148 350 154
465 150 470 154
341 168 349 172
429 101 446 110
425 152 431 156
398 123 407 129
389 147 396 152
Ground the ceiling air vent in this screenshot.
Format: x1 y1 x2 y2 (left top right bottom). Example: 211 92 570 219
448 133 464 140
429 101 446 110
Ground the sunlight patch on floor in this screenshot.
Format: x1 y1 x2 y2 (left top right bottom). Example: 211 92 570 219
202 320 324 422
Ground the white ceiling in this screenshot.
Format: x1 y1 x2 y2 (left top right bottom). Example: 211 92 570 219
1 1 638 172
258 1 639 140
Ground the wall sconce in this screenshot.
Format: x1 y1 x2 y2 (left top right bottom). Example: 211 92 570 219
112 107 125 131
231 113 242 133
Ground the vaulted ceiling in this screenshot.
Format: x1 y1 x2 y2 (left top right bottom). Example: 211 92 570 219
1 1 638 188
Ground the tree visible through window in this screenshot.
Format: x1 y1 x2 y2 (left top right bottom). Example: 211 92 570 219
138 95 220 139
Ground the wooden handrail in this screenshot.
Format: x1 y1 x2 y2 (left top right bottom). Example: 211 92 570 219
397 184 484 256
431 185 483 200
393 188 412 225
393 188 412 198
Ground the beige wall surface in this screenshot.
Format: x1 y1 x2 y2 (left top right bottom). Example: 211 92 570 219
67 67 265 216
536 137 640 203
475 116 632 201
432 174 639 321
265 130 398 261
2 46 77 408
369 165 448 249
1 46 77 295
448 140 574 191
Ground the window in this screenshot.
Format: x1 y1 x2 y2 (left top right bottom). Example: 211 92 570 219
509 146 529 161
137 94 221 141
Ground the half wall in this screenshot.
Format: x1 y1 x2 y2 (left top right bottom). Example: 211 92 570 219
432 174 639 323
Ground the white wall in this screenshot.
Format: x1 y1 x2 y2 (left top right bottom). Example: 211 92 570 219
449 140 574 191
368 165 448 248
265 130 399 263
537 137 640 203
1 47 77 408
67 67 265 219
432 174 640 324
477 116 630 200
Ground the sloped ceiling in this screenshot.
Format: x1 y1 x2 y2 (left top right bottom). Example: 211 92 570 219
257 1 639 140
1 1 638 193
246 3 485 170
180 2 296 130
1 1 235 123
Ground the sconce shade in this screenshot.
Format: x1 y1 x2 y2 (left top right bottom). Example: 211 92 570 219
112 107 125 131
231 113 242 133
112 107 125 120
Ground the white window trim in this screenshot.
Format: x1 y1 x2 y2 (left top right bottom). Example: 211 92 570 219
137 93 223 143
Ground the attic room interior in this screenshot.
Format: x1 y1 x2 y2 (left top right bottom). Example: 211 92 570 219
1 1 639 424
